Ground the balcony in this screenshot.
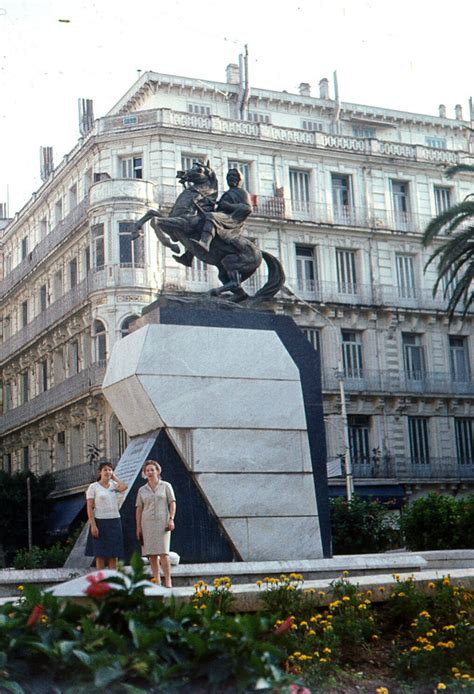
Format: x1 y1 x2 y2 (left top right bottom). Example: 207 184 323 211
89 178 156 208
0 199 88 299
322 368 474 396
52 462 97 494
98 109 464 168
352 457 474 481
0 363 106 436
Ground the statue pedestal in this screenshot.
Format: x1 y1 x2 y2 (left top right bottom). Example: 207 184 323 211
102 302 331 562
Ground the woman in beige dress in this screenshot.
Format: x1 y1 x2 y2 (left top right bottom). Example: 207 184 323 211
135 460 176 587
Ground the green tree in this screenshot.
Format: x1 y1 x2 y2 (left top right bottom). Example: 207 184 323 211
423 164 474 320
0 471 55 563
330 496 399 554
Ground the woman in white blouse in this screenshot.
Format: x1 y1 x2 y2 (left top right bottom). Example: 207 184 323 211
85 462 128 569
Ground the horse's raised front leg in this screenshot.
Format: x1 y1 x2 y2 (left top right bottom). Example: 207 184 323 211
210 268 247 300
150 218 181 254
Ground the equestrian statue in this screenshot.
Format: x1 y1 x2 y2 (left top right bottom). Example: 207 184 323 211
132 161 285 303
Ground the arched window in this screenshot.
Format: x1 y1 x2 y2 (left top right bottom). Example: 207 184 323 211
93 319 107 362
120 314 139 338
110 414 128 462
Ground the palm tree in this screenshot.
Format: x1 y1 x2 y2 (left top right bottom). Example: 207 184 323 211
423 164 474 320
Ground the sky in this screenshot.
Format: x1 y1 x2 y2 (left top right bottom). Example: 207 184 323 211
0 0 472 216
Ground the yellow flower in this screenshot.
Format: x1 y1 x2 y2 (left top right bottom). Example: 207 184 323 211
342 596 350 602
397 592 406 597
318 591 325 597
393 574 400 581
323 647 331 654
410 646 420 653
342 570 349 576
358 603 367 610
319 657 328 663
256 580 262 587
290 572 303 581
371 634 379 641
436 684 446 690
423 644 434 651
290 624 298 630
442 577 450 585
366 590 373 597
376 688 389 694
308 629 316 636
300 621 308 628
40 614 48 623
379 586 385 593
199 604 207 609
445 641 455 648
17 585 24 591
442 625 455 631
419 611 431 618
428 582 436 589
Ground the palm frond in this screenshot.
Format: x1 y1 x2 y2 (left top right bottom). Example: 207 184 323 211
423 202 474 245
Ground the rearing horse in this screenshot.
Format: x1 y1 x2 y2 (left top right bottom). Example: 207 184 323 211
133 162 285 302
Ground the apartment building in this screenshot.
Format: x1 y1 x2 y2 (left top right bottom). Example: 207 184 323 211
1 64 473 524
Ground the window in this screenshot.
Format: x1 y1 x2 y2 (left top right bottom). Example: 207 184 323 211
391 180 410 228
53 270 63 302
332 174 353 223
118 422 128 458
247 112 270 124
352 126 376 138
84 169 93 196
121 156 143 179
187 103 211 116
39 359 48 393
289 169 310 214
336 249 357 294
84 246 91 273
118 221 145 267
21 370 29 404
69 341 80 375
302 327 320 352
120 315 139 338
93 320 107 362
181 155 201 172
228 160 251 191
54 348 65 382
39 218 48 240
349 416 370 464
449 336 470 382
22 446 29 472
296 246 318 293
455 419 473 465
70 426 81 467
3 314 11 341
409 417 430 464
4 381 12 411
342 330 363 379
39 284 47 312
91 224 105 269
56 432 66 469
54 199 63 225
403 334 426 380
21 236 28 260
434 186 451 215
21 300 28 328
302 120 324 131
3 453 12 473
69 258 78 288
426 136 447 149
69 184 77 210
396 254 416 299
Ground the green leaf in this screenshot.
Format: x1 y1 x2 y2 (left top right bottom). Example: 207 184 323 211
94 664 124 687
72 649 92 667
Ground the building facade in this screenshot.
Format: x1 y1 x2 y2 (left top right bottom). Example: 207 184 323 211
1 65 473 509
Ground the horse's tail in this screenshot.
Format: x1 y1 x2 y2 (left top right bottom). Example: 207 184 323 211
252 251 286 302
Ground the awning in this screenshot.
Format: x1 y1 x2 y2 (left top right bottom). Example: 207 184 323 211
328 484 406 508
48 494 85 535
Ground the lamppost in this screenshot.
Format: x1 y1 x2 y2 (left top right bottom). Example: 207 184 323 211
282 286 354 500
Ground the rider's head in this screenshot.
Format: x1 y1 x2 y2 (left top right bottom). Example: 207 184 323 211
227 168 243 188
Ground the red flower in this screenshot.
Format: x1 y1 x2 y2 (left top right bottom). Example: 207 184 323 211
26 604 44 627
274 615 294 636
84 572 112 598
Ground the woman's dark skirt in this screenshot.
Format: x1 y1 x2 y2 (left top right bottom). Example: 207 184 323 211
85 517 124 559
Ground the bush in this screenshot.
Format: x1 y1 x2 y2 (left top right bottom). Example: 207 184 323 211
400 493 474 551
330 496 399 554
13 525 85 569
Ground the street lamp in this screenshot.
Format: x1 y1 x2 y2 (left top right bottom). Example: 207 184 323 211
282 286 354 501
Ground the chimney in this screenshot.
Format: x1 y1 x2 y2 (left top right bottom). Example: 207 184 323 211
40 146 54 182
299 82 311 97
0 202 6 219
455 104 463 120
438 104 446 118
78 98 94 136
226 63 240 85
319 78 330 100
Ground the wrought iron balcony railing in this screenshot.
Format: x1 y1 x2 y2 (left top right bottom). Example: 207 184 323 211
0 363 106 436
350 457 474 481
321 368 474 396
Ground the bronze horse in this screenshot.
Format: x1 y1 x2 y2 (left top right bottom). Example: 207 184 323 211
132 162 285 302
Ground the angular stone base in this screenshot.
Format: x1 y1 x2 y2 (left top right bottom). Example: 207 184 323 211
101 303 331 561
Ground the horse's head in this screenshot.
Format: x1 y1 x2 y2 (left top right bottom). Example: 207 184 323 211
176 160 217 190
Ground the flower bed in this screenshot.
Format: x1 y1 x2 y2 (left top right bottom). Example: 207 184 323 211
0 556 473 692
